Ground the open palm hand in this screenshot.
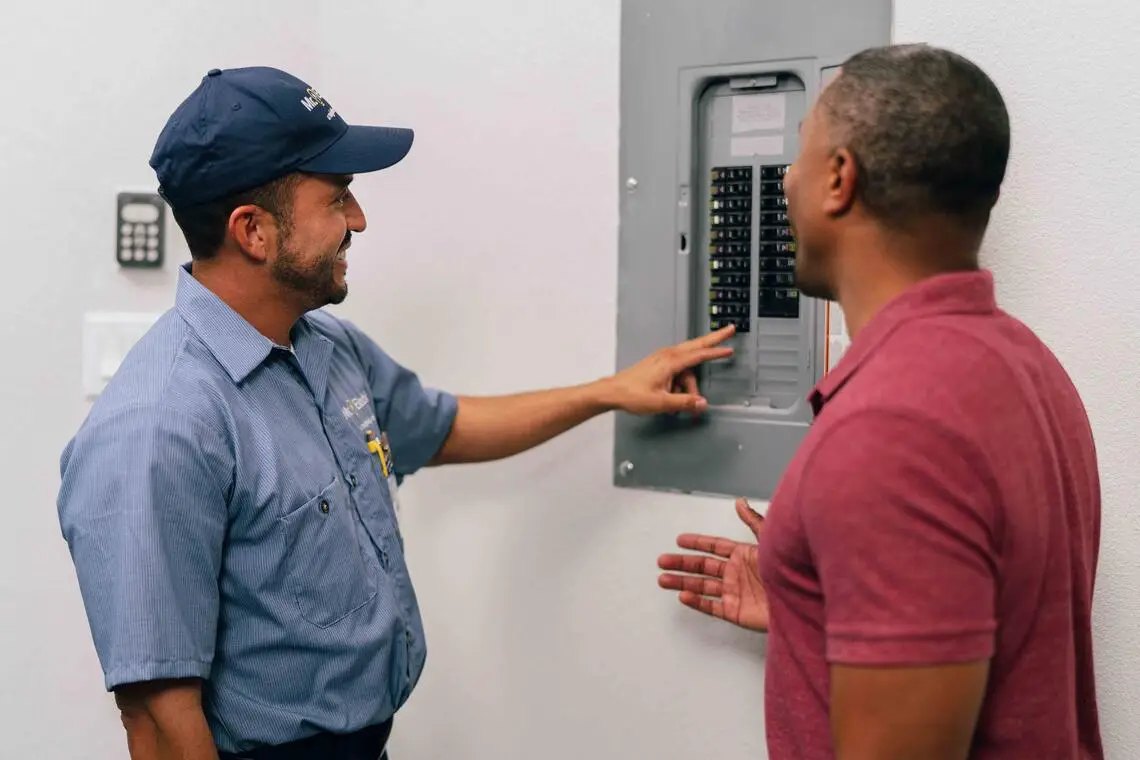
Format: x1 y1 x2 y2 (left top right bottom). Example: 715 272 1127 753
657 498 769 632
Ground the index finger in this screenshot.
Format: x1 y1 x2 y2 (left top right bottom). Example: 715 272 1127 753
664 345 735 376
657 554 726 579
679 324 736 351
676 533 739 558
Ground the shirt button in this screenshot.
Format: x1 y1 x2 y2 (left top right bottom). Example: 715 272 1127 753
349 474 358 488
319 499 330 514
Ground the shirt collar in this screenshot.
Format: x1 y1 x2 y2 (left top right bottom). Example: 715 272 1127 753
174 263 332 393
809 268 998 415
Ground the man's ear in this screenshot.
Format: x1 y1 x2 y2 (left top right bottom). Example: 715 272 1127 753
227 204 273 263
823 147 858 218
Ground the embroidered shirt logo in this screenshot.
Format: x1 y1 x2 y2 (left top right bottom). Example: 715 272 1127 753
340 392 370 419
340 391 378 433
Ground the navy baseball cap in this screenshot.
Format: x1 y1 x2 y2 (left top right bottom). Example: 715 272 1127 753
149 66 414 207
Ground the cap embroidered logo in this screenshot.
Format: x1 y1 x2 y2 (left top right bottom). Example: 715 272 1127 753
301 86 337 121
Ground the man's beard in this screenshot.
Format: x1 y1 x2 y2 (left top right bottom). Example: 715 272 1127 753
271 234 349 311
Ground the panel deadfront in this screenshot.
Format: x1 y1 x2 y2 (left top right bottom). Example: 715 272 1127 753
613 0 892 500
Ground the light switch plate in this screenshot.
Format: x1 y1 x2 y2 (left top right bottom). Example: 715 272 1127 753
82 311 163 398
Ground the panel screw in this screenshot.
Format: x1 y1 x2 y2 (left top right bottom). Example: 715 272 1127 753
618 460 635 477
626 177 639 191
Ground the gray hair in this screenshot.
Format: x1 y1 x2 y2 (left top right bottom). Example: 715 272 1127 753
820 44 1011 226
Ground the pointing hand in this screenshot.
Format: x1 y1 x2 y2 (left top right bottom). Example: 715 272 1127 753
600 325 735 415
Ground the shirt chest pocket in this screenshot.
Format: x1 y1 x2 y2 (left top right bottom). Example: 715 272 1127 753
280 476 378 628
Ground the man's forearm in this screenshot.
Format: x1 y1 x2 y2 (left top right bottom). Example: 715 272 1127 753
430 381 616 465
116 680 219 760
427 330 731 465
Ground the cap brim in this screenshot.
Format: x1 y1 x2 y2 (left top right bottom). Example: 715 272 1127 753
298 124 414 175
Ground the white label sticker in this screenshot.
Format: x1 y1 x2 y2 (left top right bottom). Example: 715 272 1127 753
732 93 786 133
731 135 785 157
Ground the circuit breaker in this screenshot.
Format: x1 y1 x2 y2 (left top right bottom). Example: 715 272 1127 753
612 0 891 500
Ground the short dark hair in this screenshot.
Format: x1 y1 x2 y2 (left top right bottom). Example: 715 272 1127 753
820 44 1010 226
169 173 301 260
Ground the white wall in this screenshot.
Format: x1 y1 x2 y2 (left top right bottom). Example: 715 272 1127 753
2 2 1137 759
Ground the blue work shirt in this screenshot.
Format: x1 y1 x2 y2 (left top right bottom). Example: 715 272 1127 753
57 264 458 753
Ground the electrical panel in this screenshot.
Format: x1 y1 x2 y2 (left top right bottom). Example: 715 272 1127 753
612 0 891 500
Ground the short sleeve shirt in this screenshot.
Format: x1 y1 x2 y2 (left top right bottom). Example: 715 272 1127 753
756 270 1103 760
57 264 458 753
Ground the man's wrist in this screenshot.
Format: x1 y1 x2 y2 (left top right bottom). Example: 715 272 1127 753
583 377 622 414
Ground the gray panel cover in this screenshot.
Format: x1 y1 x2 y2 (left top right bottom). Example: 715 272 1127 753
613 0 892 500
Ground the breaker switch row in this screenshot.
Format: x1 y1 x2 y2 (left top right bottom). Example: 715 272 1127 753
709 287 749 302
710 257 750 273
710 242 750 257
711 197 751 212
710 273 749 288
759 194 787 210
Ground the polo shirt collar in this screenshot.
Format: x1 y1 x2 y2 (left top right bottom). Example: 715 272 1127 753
809 268 998 415
174 263 331 391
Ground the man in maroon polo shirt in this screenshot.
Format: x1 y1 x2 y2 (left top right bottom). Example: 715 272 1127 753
657 44 1103 759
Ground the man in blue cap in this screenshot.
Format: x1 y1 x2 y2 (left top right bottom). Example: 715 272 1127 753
56 66 735 760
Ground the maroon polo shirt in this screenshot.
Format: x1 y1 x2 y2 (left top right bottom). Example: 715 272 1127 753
756 270 1103 759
